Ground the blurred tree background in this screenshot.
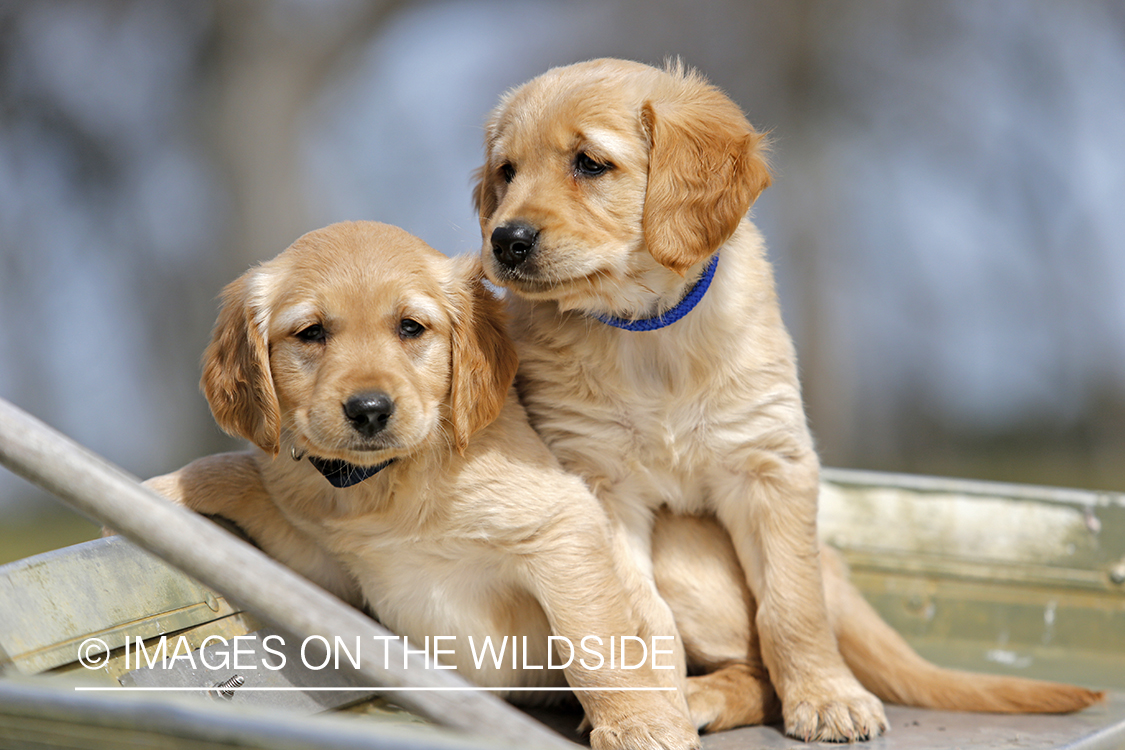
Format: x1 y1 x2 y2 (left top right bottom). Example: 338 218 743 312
2 0 1124 563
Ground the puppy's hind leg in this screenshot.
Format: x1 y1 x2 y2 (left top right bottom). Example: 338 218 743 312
687 663 780 733
653 511 780 732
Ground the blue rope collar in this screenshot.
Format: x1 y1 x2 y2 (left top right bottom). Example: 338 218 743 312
593 253 718 332
309 455 395 488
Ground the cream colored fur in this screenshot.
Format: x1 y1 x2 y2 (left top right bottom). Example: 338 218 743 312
474 59 1103 741
144 221 700 750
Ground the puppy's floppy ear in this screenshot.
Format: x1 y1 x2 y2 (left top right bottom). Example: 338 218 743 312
447 255 519 454
642 68 771 275
472 163 500 224
201 268 282 456
472 110 503 222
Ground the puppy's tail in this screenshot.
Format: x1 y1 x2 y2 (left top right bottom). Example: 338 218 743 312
824 549 1105 714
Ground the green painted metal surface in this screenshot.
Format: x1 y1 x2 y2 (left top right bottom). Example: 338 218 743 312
0 535 237 676
820 469 1125 692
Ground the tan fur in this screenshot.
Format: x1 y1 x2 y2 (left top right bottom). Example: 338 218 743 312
202 276 282 456
652 510 780 732
639 68 771 275
475 58 1103 741
146 221 699 750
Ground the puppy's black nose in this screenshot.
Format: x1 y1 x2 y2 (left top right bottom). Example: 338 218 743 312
343 392 394 438
491 222 539 268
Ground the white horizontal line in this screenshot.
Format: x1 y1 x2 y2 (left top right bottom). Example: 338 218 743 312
75 686 675 692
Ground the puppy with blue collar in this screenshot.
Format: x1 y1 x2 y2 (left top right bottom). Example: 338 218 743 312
474 58 1103 741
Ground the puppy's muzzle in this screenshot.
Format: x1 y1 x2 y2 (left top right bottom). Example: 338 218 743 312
491 222 539 269
343 392 394 438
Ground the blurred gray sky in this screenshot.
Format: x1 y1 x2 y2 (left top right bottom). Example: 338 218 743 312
2 0 1124 519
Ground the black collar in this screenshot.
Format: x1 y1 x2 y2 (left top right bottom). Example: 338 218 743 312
308 456 394 488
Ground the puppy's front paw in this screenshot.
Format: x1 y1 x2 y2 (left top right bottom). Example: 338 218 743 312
783 675 887 743
589 716 700 750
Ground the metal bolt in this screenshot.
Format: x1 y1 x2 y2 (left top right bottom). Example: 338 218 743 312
1110 560 1125 586
209 674 244 700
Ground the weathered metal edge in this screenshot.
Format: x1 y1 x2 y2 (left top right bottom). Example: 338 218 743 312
822 467 1125 509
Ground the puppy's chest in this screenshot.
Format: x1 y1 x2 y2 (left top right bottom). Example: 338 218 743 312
614 399 716 464
520 333 796 513
525 350 737 462
354 544 497 625
322 523 552 675
330 525 496 608
522 367 731 512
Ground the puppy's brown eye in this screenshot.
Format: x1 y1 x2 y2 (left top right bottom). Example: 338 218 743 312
575 152 610 177
296 323 327 344
500 162 516 183
399 318 424 339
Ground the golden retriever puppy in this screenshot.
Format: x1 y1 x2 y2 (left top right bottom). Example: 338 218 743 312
144 221 700 750
474 59 1104 741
